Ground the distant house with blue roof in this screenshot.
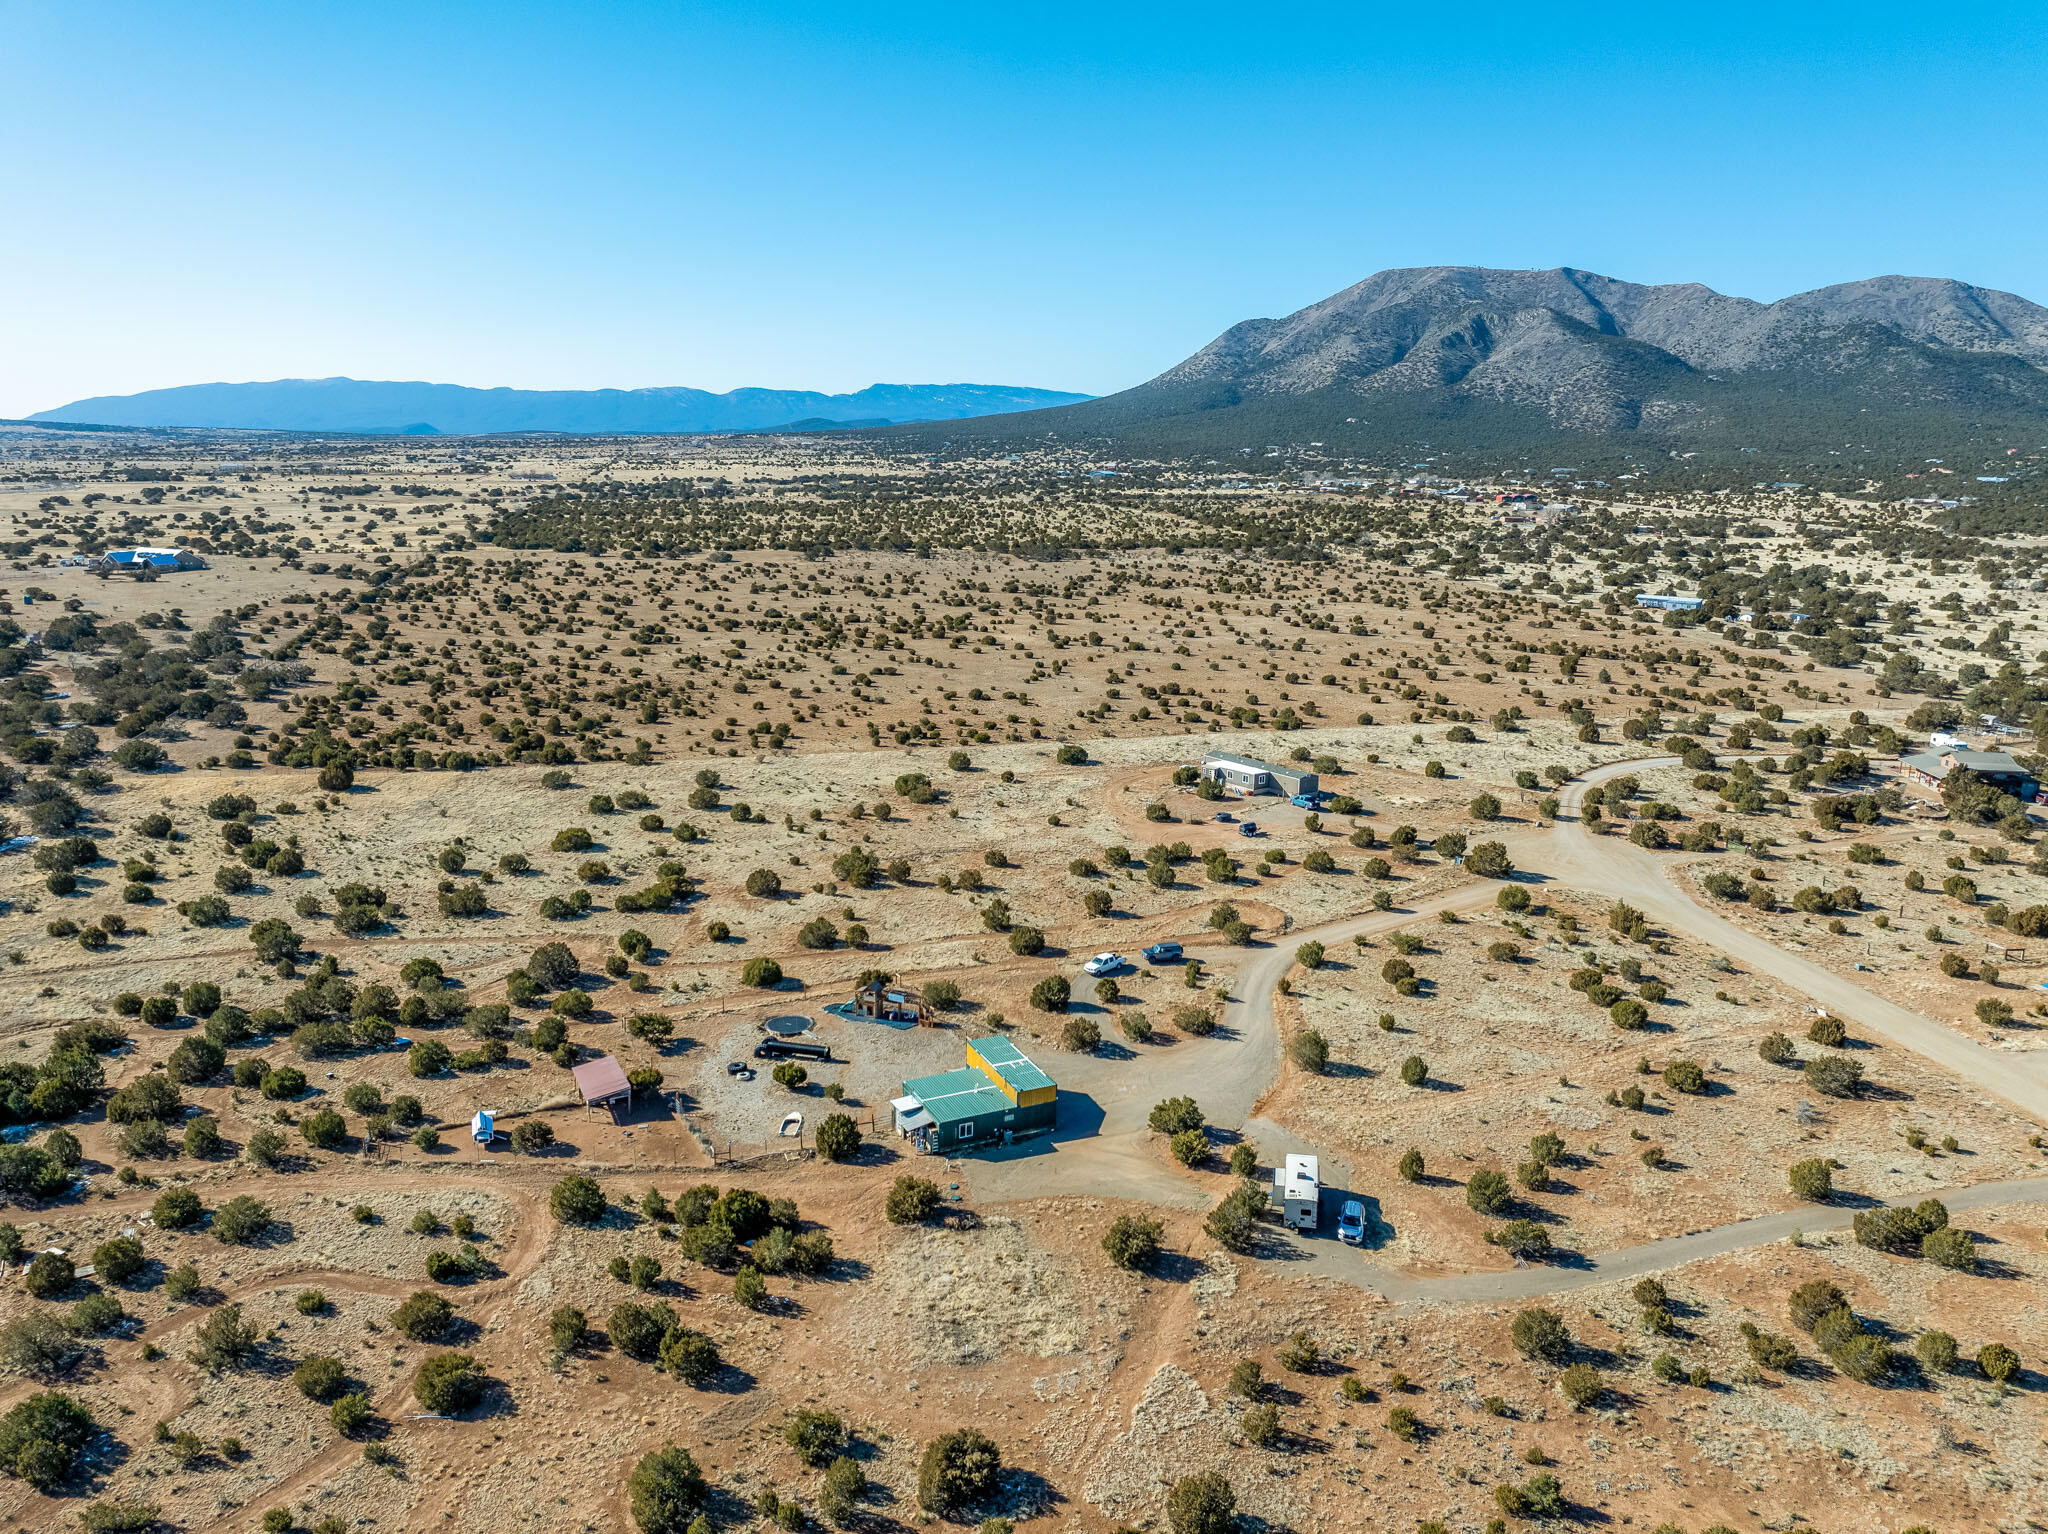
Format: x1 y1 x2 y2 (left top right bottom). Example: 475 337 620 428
97 547 208 573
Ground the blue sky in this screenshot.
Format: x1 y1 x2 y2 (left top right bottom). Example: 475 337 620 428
3 1 2043 415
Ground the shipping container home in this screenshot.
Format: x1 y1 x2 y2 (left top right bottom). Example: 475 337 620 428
896 1036 1056 1152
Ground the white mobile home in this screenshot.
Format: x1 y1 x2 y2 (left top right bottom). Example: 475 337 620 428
1199 751 1318 799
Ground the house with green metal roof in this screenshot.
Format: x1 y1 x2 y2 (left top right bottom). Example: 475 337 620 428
894 1037 1058 1152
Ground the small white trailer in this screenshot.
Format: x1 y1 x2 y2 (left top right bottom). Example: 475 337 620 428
1272 1153 1320 1231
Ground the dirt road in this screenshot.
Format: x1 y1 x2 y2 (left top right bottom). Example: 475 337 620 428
968 753 2048 1298
1277 1172 2048 1306
1528 756 2048 1124
967 876 1502 1209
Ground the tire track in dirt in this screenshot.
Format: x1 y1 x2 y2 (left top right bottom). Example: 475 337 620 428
149 1174 555 1531
0 1171 557 1530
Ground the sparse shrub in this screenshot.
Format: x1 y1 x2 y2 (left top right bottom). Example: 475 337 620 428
1288 1029 1329 1073
733 1265 768 1310
1556 1362 1601 1409
1661 1059 1706 1094
1511 1308 1570 1363
1922 1225 1978 1272
917 1428 1002 1516
1914 1329 1958 1372
1241 1402 1280 1447
1804 1054 1862 1098
211 1195 271 1245
329 1391 372 1437
785 1408 846 1468
1277 1331 1319 1372
1103 1215 1163 1270
1202 1180 1269 1252
1164 1470 1236 1534
1743 1324 1799 1370
885 1174 941 1224
412 1352 486 1414
390 1291 454 1341
294 1355 348 1402
1788 1157 1833 1201
1466 1168 1510 1214
188 1304 260 1372
550 1175 606 1224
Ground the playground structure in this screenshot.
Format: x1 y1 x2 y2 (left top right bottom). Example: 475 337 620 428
828 976 930 1027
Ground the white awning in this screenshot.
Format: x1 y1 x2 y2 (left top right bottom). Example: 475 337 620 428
896 1108 935 1132
889 1095 923 1114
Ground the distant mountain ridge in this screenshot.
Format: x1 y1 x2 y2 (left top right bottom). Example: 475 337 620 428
29 378 1092 435
932 266 2048 457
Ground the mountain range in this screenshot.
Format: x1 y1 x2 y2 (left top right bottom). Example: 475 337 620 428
27 379 1091 435
931 267 2048 461
30 268 2048 464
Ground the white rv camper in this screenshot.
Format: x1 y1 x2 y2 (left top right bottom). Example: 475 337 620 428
1272 1153 1320 1231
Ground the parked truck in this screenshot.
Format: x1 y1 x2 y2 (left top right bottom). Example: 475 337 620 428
1271 1153 1320 1231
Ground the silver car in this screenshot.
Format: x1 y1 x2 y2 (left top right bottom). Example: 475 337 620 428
1336 1200 1367 1246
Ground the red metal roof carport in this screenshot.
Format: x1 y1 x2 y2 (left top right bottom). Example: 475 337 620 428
570 1055 632 1121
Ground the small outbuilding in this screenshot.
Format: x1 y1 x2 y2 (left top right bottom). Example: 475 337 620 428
1198 751 1317 798
571 1054 633 1120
